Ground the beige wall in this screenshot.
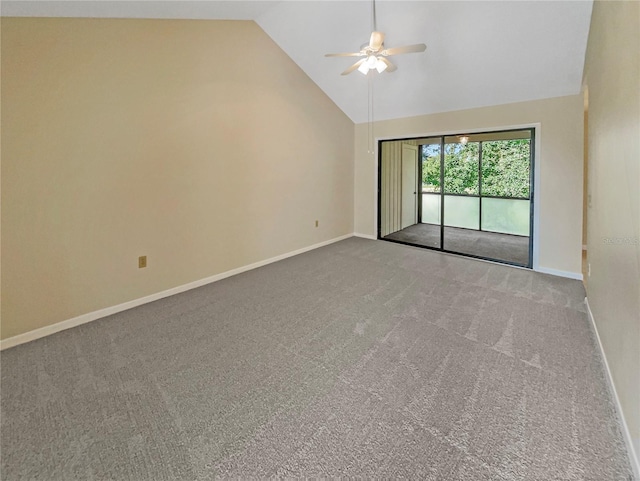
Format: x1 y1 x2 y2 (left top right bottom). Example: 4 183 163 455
1 18 354 340
583 0 640 458
354 95 584 275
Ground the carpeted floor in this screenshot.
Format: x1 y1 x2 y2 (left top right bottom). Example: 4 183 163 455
0 238 634 480
384 223 530 266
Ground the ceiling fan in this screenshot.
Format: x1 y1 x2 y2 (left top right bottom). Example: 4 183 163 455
325 30 426 75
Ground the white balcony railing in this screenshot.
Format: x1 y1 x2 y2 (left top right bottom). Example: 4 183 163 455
421 193 530 237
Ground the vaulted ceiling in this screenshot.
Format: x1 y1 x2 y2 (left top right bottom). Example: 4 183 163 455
2 1 593 123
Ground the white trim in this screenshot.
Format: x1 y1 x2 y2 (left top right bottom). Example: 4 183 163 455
372 122 543 142
534 266 583 280
373 142 379 238
531 124 542 272
354 233 377 240
585 297 640 479
0 233 353 351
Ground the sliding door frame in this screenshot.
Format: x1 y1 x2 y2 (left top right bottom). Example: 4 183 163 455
377 127 536 269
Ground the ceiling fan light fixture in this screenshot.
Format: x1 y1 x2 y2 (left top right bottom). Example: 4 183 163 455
357 55 386 75
358 62 371 75
375 57 387 73
324 0 426 76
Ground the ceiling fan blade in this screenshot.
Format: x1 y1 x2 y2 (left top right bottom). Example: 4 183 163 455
325 52 365 57
381 44 427 56
379 57 397 72
369 31 385 51
341 59 366 76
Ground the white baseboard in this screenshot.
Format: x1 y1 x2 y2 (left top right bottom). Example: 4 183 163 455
585 297 640 478
355 236 582 280
0 233 354 351
353 233 377 240
534 266 583 280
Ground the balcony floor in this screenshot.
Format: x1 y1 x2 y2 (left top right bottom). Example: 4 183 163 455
383 223 530 266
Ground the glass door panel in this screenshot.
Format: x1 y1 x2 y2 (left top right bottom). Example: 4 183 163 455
442 137 480 254
479 135 532 265
413 139 441 248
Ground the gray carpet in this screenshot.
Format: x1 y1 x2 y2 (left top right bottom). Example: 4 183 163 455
0 238 634 480
384 223 530 266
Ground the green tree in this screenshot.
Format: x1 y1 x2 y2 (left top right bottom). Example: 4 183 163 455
421 139 530 198
421 144 441 191
481 140 530 198
444 142 479 195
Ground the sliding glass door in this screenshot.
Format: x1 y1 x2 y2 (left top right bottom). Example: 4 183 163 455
379 129 534 267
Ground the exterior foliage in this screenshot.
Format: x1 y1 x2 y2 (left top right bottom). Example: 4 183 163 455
421 139 531 199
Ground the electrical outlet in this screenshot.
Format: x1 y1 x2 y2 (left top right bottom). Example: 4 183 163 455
315 220 319 227
138 256 147 269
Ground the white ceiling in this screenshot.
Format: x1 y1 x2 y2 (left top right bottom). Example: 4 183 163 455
2 1 593 123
